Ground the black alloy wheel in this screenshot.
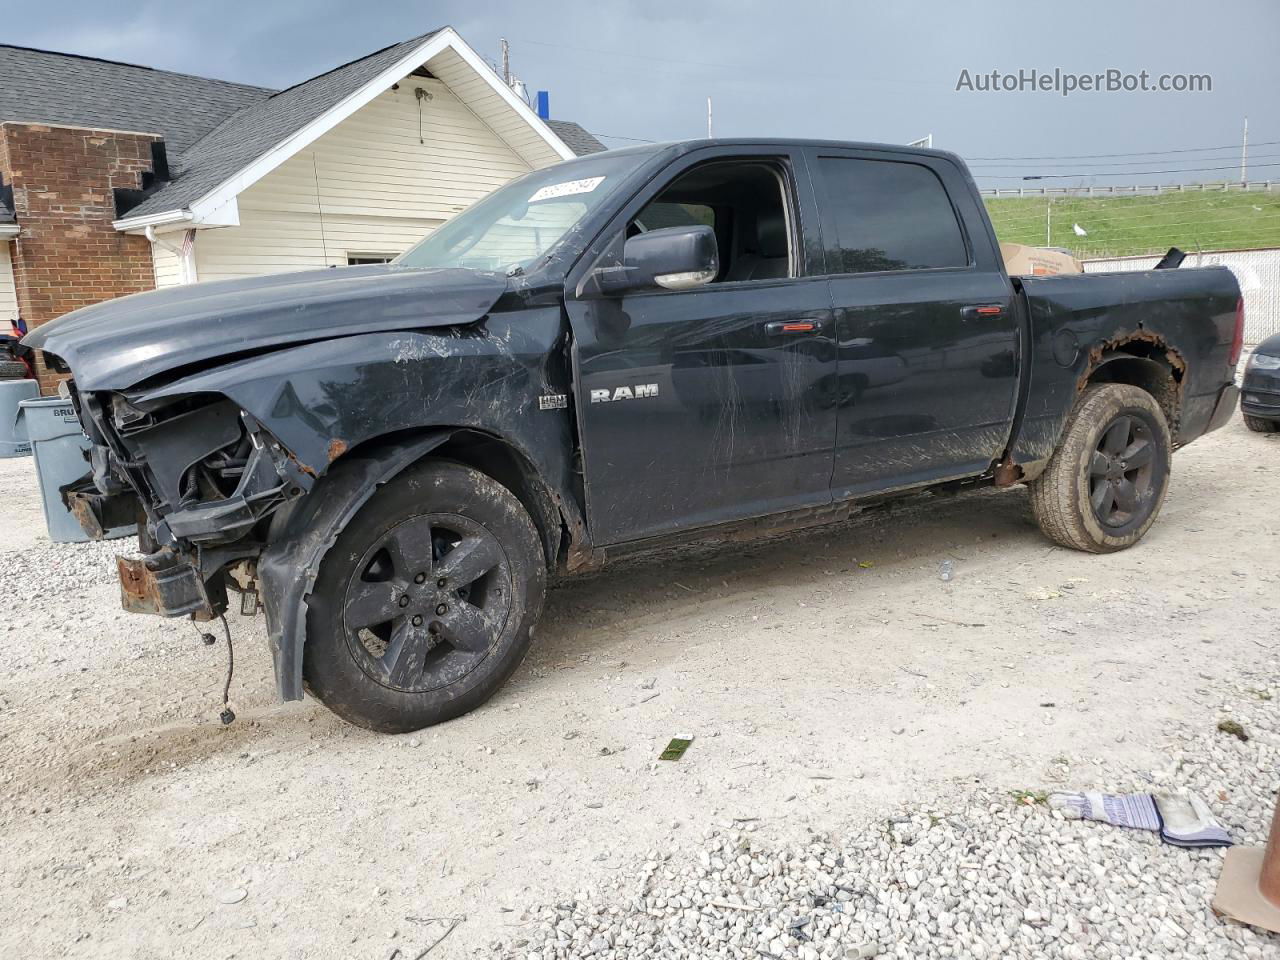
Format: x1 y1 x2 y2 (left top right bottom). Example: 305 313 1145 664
304 459 546 733
344 513 513 693
1088 414 1157 528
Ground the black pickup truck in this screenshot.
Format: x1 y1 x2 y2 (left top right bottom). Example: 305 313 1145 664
26 139 1242 732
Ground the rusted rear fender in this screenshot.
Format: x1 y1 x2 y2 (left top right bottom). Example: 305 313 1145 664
1007 266 1239 470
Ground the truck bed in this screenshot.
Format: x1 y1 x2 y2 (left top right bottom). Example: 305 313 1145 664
1007 264 1241 475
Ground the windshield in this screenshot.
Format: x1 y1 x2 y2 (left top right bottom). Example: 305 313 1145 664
395 153 649 274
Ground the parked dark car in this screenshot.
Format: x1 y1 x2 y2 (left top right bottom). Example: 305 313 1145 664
25 139 1243 732
1242 333 1280 432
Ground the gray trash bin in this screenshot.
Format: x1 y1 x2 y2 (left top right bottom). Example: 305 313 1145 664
17 396 136 543
0 379 39 457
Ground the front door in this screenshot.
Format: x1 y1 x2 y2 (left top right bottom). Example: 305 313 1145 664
809 149 1021 498
565 147 838 545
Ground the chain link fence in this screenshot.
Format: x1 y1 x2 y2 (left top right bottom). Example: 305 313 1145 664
1083 247 1280 345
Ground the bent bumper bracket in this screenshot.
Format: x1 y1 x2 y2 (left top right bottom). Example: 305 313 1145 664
117 549 225 620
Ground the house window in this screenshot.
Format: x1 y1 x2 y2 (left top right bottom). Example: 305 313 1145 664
347 254 396 265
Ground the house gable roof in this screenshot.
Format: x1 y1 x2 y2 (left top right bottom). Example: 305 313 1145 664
119 28 582 227
0 44 270 154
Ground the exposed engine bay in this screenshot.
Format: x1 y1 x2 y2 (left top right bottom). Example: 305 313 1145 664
66 384 315 621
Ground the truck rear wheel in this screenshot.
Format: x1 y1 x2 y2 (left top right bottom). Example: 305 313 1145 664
303 459 546 733
1244 414 1279 433
1028 383 1172 553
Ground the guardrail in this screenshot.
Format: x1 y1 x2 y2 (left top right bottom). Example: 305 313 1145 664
982 182 1275 198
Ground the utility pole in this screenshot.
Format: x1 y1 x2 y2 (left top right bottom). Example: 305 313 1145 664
1046 198 1052 247
1242 116 1249 184
500 38 511 86
706 96 713 138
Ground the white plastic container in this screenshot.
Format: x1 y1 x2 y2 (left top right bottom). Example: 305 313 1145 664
0 379 39 457
17 397 136 543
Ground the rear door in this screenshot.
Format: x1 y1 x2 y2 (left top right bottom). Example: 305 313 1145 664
809 149 1020 497
565 145 838 545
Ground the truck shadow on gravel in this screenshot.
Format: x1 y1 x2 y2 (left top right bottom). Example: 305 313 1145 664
10 470 1213 801
50 487 1042 789
529 484 1048 670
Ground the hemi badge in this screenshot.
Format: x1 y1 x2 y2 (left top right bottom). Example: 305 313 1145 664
538 394 568 410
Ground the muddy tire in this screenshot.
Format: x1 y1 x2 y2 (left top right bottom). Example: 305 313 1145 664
1029 383 1172 554
303 459 546 733
1244 414 1279 433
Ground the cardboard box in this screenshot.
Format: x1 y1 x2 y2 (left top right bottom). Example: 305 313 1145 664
1000 242 1082 277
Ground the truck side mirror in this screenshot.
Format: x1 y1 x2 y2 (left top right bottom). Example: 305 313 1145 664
593 225 719 295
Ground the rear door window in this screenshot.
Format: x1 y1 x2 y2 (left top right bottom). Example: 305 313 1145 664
817 157 968 274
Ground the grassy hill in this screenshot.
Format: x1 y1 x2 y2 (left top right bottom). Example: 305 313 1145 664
983 187 1280 259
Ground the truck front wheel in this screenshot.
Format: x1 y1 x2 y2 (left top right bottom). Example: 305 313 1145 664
1028 383 1172 553
303 459 546 733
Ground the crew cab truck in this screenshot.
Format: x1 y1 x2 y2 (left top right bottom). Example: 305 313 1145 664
26 139 1243 733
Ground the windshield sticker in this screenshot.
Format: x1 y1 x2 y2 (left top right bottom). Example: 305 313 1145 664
528 176 605 203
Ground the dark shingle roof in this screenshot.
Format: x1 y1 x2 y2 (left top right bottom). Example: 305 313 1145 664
545 120 605 156
0 45 271 153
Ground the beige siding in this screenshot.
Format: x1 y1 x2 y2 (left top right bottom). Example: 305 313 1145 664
426 47 565 169
194 77 540 283
0 241 17 323
151 240 184 288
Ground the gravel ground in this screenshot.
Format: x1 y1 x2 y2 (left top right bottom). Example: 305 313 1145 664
511 667 1280 960
0 414 1277 959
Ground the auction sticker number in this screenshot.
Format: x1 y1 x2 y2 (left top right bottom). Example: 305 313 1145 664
529 176 605 203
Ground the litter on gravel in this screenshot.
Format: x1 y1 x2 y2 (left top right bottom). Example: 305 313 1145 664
506 667 1280 960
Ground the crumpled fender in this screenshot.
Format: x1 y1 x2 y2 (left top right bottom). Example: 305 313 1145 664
132 308 569 484
258 432 452 701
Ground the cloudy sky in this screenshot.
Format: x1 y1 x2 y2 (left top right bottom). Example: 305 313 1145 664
8 0 1278 186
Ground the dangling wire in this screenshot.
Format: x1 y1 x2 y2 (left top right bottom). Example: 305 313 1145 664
190 616 236 724
218 613 235 725
415 86 432 144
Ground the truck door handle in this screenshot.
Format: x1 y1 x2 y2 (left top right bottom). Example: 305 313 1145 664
764 319 824 335
961 304 1005 320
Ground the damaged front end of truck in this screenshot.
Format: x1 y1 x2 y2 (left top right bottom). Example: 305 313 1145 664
20 262 558 700
60 374 465 702
68 386 316 622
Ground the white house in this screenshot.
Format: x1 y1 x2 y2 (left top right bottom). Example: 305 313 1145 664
118 29 604 288
0 27 604 330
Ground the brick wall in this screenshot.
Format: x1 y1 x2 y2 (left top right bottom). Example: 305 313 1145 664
0 122 159 394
